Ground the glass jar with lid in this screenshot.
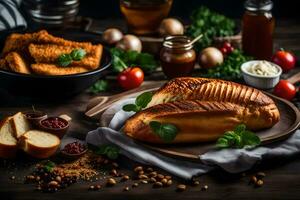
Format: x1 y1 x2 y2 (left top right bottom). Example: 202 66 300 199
160 36 196 79
242 0 275 60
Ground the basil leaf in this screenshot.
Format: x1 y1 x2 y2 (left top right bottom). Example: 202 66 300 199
123 104 141 112
135 92 153 108
106 149 119 160
216 138 229 148
71 49 86 61
94 144 120 160
89 80 109 94
241 130 261 148
149 121 178 143
43 161 55 172
57 54 72 67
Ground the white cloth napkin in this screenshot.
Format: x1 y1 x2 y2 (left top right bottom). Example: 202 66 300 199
86 98 300 180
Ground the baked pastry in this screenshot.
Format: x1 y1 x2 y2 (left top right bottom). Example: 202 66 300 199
124 77 280 143
0 117 18 158
19 130 60 159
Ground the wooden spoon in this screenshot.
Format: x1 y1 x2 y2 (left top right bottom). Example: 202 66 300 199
85 81 166 119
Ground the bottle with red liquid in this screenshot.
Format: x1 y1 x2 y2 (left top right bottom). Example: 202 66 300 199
242 0 275 60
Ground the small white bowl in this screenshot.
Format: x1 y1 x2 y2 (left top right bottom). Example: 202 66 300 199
241 60 282 89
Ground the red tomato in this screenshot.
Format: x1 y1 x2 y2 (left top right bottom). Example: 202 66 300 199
223 42 232 50
219 47 228 55
117 67 144 90
272 50 296 72
273 80 296 100
227 46 235 54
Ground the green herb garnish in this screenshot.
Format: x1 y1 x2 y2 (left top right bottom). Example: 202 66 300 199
43 161 56 172
216 124 261 149
123 92 153 112
57 48 86 67
110 48 158 73
149 121 178 142
186 6 235 51
199 49 252 80
89 80 109 94
94 144 120 160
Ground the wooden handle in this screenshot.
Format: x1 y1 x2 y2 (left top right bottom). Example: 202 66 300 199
286 71 300 84
85 81 166 119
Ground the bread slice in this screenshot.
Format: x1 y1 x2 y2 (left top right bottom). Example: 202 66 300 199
0 118 18 158
19 130 60 159
11 112 31 139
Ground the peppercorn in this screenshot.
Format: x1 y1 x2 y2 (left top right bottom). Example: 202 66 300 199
176 184 186 192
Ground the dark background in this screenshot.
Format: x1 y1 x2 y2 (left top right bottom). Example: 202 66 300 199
79 0 299 20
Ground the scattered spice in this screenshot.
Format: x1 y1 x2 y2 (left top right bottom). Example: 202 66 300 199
202 185 208 191
176 184 186 192
106 178 117 186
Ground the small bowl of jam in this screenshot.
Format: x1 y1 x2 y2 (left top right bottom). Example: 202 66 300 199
61 141 87 159
39 117 70 138
24 110 48 126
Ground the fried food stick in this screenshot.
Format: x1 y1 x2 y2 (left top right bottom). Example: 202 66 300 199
28 44 103 70
5 52 31 74
0 59 8 70
31 63 88 75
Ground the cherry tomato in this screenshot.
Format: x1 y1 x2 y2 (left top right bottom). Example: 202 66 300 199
272 50 296 72
273 80 296 100
117 67 144 90
223 42 232 50
227 46 235 54
219 47 227 55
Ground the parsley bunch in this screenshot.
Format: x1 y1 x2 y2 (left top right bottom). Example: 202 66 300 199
186 6 235 51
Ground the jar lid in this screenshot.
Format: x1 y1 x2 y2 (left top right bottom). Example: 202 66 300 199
163 36 193 50
245 0 273 12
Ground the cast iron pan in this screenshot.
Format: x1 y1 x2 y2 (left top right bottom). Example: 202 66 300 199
0 29 111 98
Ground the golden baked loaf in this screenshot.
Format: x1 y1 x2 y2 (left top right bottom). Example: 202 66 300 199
124 77 280 144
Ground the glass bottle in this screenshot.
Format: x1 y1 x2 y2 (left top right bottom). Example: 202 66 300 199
120 0 173 35
160 36 196 79
242 0 275 60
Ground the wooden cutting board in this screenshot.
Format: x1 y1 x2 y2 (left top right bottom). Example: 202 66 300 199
85 81 300 161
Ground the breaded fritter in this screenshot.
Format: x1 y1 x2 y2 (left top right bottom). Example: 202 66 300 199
0 59 8 70
31 63 88 75
28 44 102 70
5 52 30 74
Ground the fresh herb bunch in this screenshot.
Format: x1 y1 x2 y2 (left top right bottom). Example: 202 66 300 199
123 92 153 112
216 124 261 149
149 121 178 142
186 6 235 51
94 144 120 160
201 49 252 80
43 161 56 172
110 48 158 73
89 80 109 94
57 48 86 67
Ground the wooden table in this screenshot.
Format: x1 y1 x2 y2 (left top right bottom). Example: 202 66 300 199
1 19 300 200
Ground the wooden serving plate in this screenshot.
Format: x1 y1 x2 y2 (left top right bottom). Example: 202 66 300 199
85 82 300 161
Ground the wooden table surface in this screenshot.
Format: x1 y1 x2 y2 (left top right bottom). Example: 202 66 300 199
1 19 300 200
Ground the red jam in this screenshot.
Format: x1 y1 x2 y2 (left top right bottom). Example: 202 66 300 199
62 141 86 154
41 117 68 129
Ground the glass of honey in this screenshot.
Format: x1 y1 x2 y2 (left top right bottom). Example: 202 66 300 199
120 0 173 35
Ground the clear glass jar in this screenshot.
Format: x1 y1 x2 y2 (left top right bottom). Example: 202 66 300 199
120 0 173 35
242 0 275 60
160 36 196 79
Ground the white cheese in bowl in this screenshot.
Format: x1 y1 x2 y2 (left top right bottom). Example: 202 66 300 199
247 60 279 76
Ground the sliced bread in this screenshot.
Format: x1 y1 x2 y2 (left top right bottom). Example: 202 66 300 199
0 118 18 158
19 130 60 159
11 112 31 139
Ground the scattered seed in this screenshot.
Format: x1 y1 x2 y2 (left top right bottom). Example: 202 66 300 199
89 185 95 190
149 177 156 183
36 186 42 191
166 180 173 186
193 181 200 186
202 185 208 191
165 175 172 180
132 183 139 188
146 167 153 172
256 172 266 179
161 178 168 185
10 176 15 180
48 181 59 188
176 184 186 192
95 185 101 190
141 180 148 184
138 170 144 175
134 166 143 172
153 182 163 188
256 180 264 187
55 176 61 182
110 169 118 176
157 174 164 180
138 175 148 179
107 178 116 186
149 172 157 177
121 175 130 181
124 186 130 191
112 162 119 168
